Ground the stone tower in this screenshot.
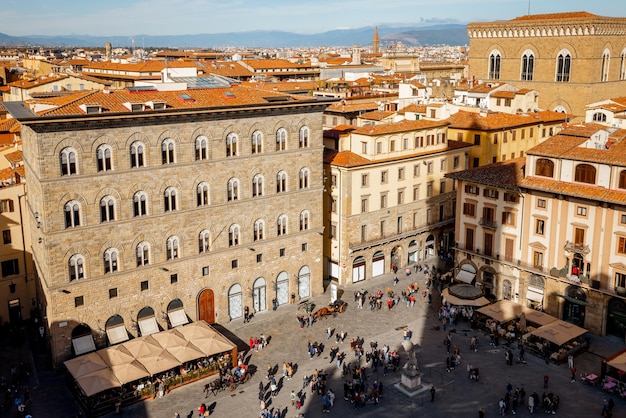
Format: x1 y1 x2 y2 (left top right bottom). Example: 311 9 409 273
372 26 380 54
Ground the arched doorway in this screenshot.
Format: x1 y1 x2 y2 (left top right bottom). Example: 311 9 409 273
352 256 366 283
390 246 403 270
480 266 496 300
197 288 215 324
228 284 243 320
105 314 129 345
502 279 512 301
253 277 267 312
563 285 586 327
425 234 436 257
407 240 419 265
71 323 95 356
276 272 289 305
167 298 189 328
137 306 159 336
526 275 545 309
298 266 311 299
607 298 626 339
372 251 385 277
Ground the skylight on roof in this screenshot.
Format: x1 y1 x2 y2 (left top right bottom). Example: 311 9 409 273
178 93 194 102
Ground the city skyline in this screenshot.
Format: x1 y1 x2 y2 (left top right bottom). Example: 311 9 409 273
2 0 624 38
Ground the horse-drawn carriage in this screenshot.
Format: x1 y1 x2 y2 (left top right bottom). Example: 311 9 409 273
312 300 348 320
204 364 251 397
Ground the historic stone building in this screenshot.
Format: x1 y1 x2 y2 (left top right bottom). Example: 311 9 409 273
448 123 626 341
10 84 327 365
324 119 471 286
467 11 626 118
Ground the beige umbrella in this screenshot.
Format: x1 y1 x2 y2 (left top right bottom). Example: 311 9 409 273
151 328 188 349
166 341 206 363
441 287 490 307
110 359 150 385
192 334 236 357
177 321 218 341
124 335 163 359
64 351 108 379
139 348 181 376
98 344 135 367
75 368 121 397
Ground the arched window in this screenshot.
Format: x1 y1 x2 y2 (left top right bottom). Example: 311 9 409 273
521 50 534 81
226 133 238 157
488 50 501 80
601 50 610 82
276 128 287 151
618 170 626 189
299 126 310 148
300 210 310 231
197 182 210 206
100 196 115 222
556 50 572 82
195 135 208 160
227 178 240 201
229 224 240 247
133 191 148 217
592 112 607 122
166 236 179 260
60 147 78 176
69 254 85 281
164 187 177 211
251 131 263 154
136 242 150 266
252 174 264 197
103 248 118 274
130 141 145 168
254 219 265 241
161 138 176 164
574 163 596 184
299 168 310 189
277 214 288 236
64 201 81 228
198 229 211 253
96 145 112 172
276 171 287 193
535 158 554 178
620 50 626 80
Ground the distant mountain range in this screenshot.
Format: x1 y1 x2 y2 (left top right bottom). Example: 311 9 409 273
0 24 468 49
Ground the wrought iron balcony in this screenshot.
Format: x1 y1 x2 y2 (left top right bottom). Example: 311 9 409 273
479 217 498 229
564 240 590 255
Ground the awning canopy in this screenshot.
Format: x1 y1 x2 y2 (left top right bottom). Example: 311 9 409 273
441 287 490 307
605 349 626 373
138 316 159 336
476 300 536 323
72 334 96 356
75 368 121 397
168 308 189 328
106 325 129 345
64 352 108 379
526 289 544 303
456 269 476 284
554 293 594 307
529 320 588 346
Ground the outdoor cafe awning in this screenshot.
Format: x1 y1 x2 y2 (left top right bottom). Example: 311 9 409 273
168 308 189 328
441 286 490 307
529 320 588 346
455 269 476 284
476 300 536 323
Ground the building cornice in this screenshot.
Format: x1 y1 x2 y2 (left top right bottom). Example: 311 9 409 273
468 18 626 39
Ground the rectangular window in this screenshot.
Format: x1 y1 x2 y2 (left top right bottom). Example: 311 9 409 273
360 225 367 242
413 164 420 177
2 230 11 244
413 186 420 201
397 216 403 234
502 211 515 226
232 259 239 268
1 259 19 277
533 251 544 269
398 167 405 180
503 192 518 203
473 158 480 168
380 220 385 237
621 213 626 224
465 185 479 195
202 266 210 276
140 280 149 291
109 288 118 299
465 228 475 251
512 131 517 141
75 296 84 307
257 253 264 262
280 248 286 257
361 174 369 187
530 128 534 138
376 142 382 154
521 129 525 140
616 272 626 288
301 243 307 252
361 197 369 213
390 140 396 152
494 133 499 144
456 132 463 141
453 156 459 169
463 202 476 217
330 223 337 239
537 199 547 208
440 180 446 194
473 134 481 145
505 238 514 262
361 142 367 153
576 206 587 216
0 199 14 213
381 170 388 184
618 237 626 255
427 162 433 174
483 188 499 199
380 193 388 209
427 182 433 197
397 190 404 205
440 159 446 172
574 228 585 245
170 274 178 284
330 175 337 187
535 219 545 235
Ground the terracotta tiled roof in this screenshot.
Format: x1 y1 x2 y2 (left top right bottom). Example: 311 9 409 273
468 83 499 94
4 150 22 164
84 61 168 72
398 103 427 114
240 59 312 70
352 119 449 136
0 118 17 132
445 158 526 190
9 74 69 89
321 58 352 65
26 86 308 117
0 167 14 182
521 176 626 205
491 91 515 99
510 12 599 21
446 110 568 131
207 62 254 78
325 101 379 113
15 165 25 178
241 80 317 94
359 110 395 121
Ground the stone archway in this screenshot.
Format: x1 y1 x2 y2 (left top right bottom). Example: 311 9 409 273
228 284 243 320
391 246 403 269
425 234 436 257
253 277 267 312
372 251 385 277
352 256 366 283
71 323 95 356
606 298 626 339
197 288 215 324
563 285 587 327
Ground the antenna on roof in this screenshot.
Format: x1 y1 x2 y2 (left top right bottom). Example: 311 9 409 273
527 0 531 15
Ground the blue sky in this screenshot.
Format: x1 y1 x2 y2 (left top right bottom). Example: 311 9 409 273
3 0 625 37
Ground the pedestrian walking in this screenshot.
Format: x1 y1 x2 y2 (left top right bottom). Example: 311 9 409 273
430 386 436 402
570 367 576 383
244 306 250 323
478 407 486 418
327 326 332 340
567 353 574 369
290 390 297 407
543 374 549 389
519 346 525 362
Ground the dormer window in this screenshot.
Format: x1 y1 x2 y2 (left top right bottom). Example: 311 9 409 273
80 104 101 114
123 102 145 112
147 101 166 110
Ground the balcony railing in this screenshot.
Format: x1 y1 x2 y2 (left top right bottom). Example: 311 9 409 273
564 240 590 255
479 218 498 229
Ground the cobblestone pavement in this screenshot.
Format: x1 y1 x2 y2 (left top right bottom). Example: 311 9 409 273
9 258 626 418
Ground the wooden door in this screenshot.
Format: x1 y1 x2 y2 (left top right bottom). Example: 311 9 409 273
198 289 215 324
